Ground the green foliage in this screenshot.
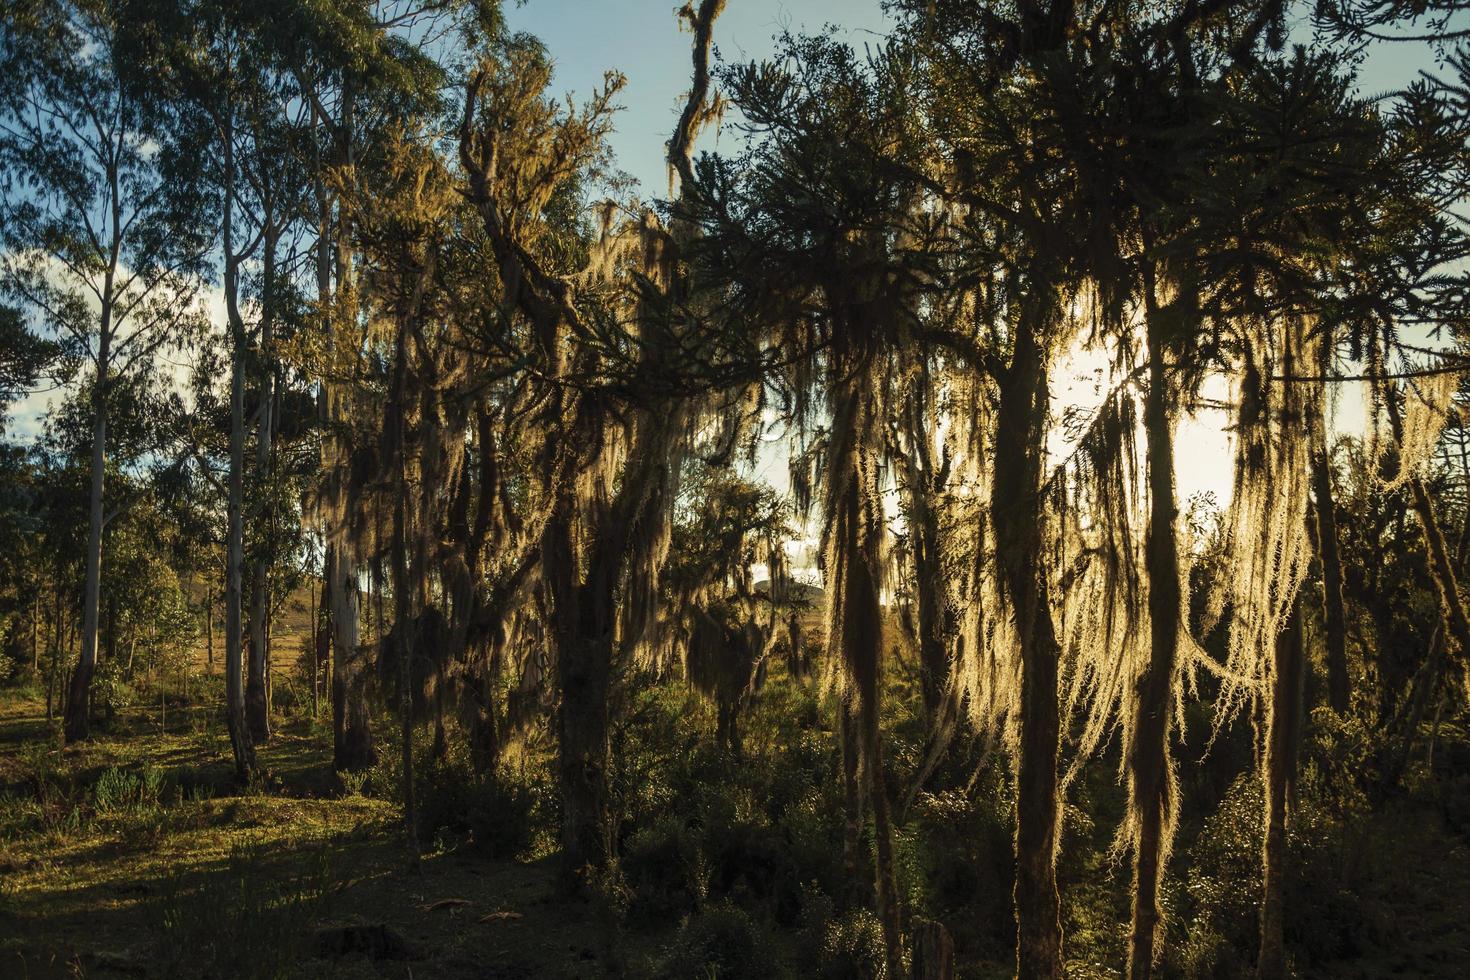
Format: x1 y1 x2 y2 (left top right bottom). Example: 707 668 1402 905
1168 771 1397 976
906 785 1015 960
415 756 535 859
652 903 785 980
807 906 888 980
92 765 167 813
622 816 708 923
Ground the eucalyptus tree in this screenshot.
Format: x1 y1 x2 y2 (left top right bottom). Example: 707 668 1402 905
0 0 210 742
0 304 62 420
127 0 331 770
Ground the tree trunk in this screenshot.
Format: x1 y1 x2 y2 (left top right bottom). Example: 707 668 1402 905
910 918 956 980
225 342 254 780
1386 387 1470 689
906 465 948 721
321 84 374 773
827 361 903 977
205 588 214 672
222 141 256 778
897 370 948 721
545 499 613 887
63 323 109 743
840 696 865 892
1310 335 1349 714
391 447 418 848
246 303 275 742
329 544 375 771
1128 264 1181 980
1259 596 1304 979
992 316 1065 980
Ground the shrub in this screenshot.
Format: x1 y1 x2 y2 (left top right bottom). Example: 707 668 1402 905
92 765 166 814
622 816 707 923
653 903 785 980
812 907 888 980
907 786 1013 960
415 758 534 859
1168 772 1383 977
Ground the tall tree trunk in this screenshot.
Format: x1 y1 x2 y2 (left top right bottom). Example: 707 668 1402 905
544 499 613 886
391 425 418 849
225 327 254 779
222 130 255 780
1128 263 1182 980
840 696 865 891
205 588 214 672
1385 388 1470 687
1310 335 1349 714
62 137 128 744
63 309 110 743
246 230 278 743
64 376 107 743
828 364 903 978
1259 595 1304 979
992 315 1065 980
903 459 948 721
320 84 374 772
896 366 948 721
329 545 374 770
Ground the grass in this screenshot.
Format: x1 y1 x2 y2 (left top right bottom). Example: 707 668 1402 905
4 665 1470 978
0 688 664 979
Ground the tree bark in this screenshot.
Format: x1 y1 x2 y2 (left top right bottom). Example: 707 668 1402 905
222 129 255 779
910 918 956 980
390 396 418 848
840 696 865 891
1259 595 1304 979
1385 387 1470 689
320 83 374 772
896 368 949 721
246 229 278 743
544 500 613 886
839 382 905 980
225 322 254 780
63 361 107 743
1310 335 1349 714
992 314 1065 980
1128 263 1181 980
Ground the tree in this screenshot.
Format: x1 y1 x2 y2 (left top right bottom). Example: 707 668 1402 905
0 0 208 742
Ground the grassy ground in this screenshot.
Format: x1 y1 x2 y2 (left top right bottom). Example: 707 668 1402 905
5 670 1470 978
0 689 661 979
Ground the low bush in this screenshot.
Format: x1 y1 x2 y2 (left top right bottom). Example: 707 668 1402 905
415 757 535 859
653 903 785 980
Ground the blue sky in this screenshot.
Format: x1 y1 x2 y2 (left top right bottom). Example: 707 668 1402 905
504 0 891 194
